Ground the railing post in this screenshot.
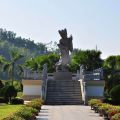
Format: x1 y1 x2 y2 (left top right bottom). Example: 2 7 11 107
83 82 87 105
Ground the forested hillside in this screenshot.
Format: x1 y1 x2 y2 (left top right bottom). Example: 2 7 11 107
0 28 46 59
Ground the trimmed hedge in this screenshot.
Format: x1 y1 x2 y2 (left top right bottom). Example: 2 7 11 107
88 99 120 120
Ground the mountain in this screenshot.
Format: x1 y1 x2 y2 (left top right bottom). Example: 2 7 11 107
0 28 47 60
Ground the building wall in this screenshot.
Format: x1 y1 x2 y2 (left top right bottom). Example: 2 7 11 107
86 80 104 97
23 85 42 95
86 86 104 96
22 80 43 96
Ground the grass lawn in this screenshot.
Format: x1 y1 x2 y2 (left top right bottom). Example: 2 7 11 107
0 104 23 120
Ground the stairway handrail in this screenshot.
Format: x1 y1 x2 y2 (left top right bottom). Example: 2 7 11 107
79 78 86 105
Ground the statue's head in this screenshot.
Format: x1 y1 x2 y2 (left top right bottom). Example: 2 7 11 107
58 28 67 39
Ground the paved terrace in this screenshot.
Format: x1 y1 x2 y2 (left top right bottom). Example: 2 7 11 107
36 105 103 120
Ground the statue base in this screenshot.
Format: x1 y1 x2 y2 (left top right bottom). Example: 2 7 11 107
54 72 72 80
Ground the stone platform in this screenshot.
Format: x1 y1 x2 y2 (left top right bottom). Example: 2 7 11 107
54 72 72 80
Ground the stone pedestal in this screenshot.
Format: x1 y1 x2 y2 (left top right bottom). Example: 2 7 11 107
22 80 43 100
54 72 72 80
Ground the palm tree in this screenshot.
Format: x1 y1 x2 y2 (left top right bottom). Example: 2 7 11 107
0 56 5 70
4 50 24 86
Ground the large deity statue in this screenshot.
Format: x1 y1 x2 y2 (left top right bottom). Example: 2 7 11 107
56 28 73 71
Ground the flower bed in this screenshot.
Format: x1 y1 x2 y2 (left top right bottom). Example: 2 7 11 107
88 99 120 120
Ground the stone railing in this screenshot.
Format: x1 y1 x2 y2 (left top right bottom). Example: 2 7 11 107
23 69 42 80
79 66 103 81
83 72 101 80
79 79 86 105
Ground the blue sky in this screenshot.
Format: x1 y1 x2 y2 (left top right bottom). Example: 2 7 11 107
0 0 120 58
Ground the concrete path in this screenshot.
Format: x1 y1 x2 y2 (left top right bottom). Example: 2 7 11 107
36 105 103 120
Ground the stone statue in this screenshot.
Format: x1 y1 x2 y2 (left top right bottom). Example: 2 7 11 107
56 28 73 71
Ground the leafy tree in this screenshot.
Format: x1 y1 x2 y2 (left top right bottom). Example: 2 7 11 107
0 85 17 102
70 49 103 72
110 84 120 104
0 56 5 70
103 55 120 96
4 50 24 85
25 53 59 72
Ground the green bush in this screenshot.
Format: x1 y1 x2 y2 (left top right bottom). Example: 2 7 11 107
2 98 42 120
88 99 102 107
0 86 17 102
111 113 120 120
110 84 120 104
11 98 24 104
2 115 25 120
98 103 113 113
31 98 44 104
13 81 22 92
26 98 43 110
26 101 41 110
14 107 35 120
107 106 120 119
22 106 38 115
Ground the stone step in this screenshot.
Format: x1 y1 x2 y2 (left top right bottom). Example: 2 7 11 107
46 79 82 105
46 98 82 100
47 86 80 88
47 83 80 85
46 94 82 97
47 81 80 84
46 93 82 96
45 101 83 105
47 90 81 93
47 86 81 88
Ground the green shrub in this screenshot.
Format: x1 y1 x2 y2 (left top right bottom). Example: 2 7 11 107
26 98 43 110
88 99 102 107
11 98 24 104
107 106 120 119
111 113 120 120
13 81 22 92
31 98 44 104
14 107 35 120
22 106 38 115
2 115 25 120
110 84 120 104
0 86 17 102
98 103 113 113
26 101 41 110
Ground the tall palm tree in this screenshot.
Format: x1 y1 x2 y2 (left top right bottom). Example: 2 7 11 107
4 50 24 86
0 56 5 79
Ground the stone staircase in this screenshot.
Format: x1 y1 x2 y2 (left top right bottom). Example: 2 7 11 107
45 80 83 105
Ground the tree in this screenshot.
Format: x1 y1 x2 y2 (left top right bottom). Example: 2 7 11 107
0 56 5 71
4 50 24 85
103 55 120 96
25 53 59 72
0 85 17 103
70 49 103 72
